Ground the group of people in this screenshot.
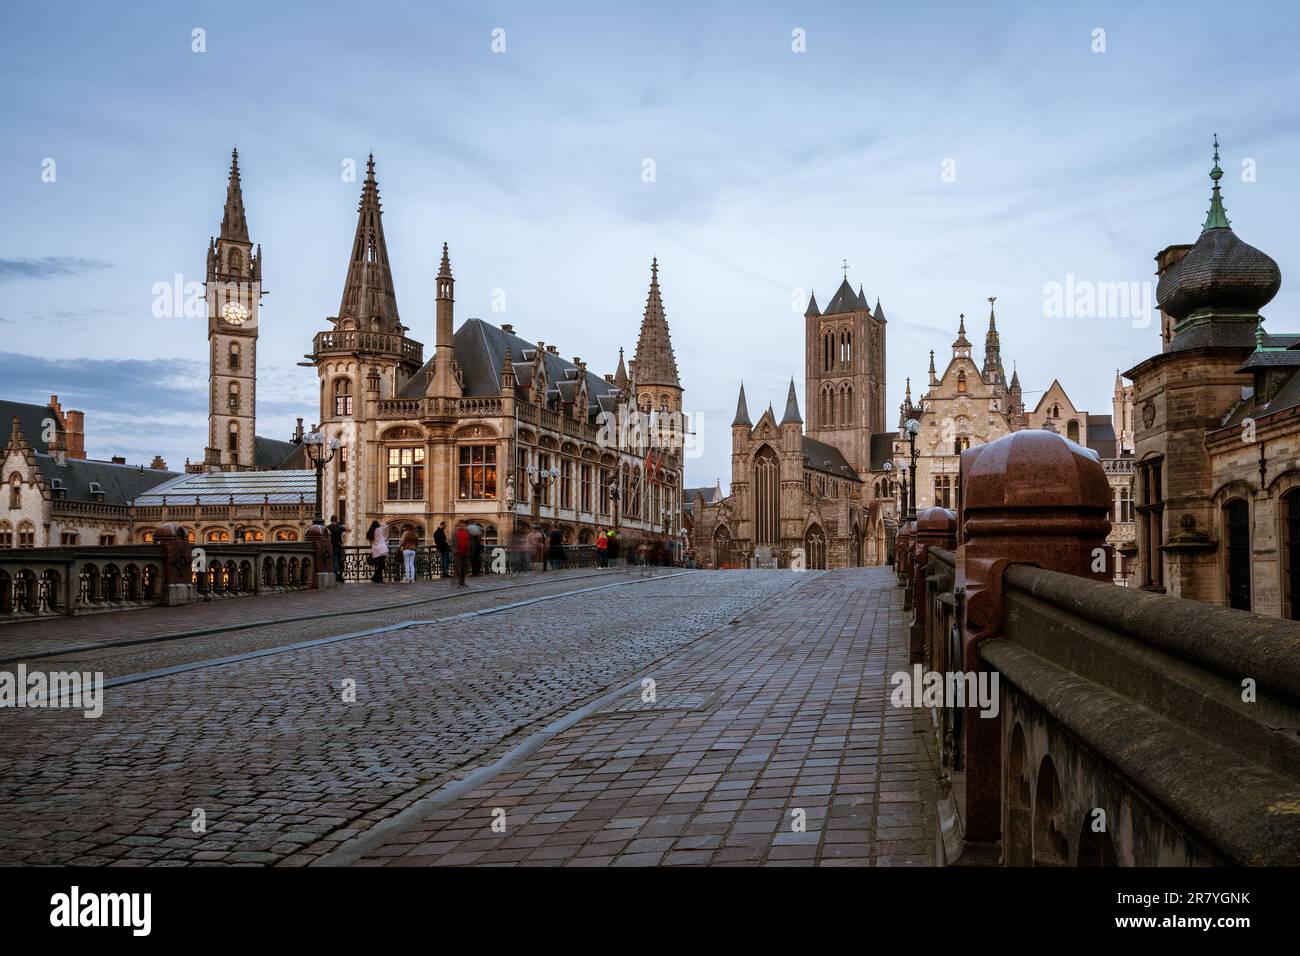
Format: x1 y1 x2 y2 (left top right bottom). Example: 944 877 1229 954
338 519 678 586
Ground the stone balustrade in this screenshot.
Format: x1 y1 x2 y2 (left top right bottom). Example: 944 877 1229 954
910 429 1300 866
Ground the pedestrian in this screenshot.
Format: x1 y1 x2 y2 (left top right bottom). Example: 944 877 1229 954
366 520 387 583
528 528 544 571
468 522 483 576
547 528 564 571
434 521 451 578
327 515 347 583
399 523 419 583
596 528 608 568
511 529 529 574
454 523 471 587
607 530 620 567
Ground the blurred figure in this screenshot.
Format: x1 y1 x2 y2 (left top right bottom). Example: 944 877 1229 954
468 522 483 576
398 524 419 583
453 523 471 587
366 520 387 583
434 521 451 578
596 528 608 568
547 527 564 571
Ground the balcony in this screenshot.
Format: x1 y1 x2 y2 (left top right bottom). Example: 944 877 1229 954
312 330 424 364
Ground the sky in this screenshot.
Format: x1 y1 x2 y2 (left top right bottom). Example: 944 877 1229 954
2 0 1300 488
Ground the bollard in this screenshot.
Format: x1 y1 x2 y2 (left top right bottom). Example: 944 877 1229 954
153 522 196 606
955 430 1112 845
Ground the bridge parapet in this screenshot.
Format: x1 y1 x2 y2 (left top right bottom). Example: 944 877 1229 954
917 430 1300 866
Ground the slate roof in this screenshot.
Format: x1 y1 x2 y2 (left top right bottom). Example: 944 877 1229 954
37 455 177 505
1085 415 1117 459
824 279 862 315
133 469 317 505
399 319 621 419
1238 349 1300 371
801 436 862 482
254 435 307 470
870 432 898 471
1 399 60 453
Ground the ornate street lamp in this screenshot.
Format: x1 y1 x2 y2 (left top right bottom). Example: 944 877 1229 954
609 471 623 532
899 462 909 520
526 463 561 522
905 418 921 518
304 430 341 526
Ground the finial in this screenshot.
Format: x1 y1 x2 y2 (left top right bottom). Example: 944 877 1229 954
1203 134 1230 230
841 258 849 279
651 256 658 278
1256 315 1266 351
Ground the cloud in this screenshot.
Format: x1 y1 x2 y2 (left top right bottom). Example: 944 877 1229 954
0 257 114 283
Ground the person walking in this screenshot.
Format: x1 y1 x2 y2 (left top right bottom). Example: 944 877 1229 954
596 528 608 568
547 528 564 571
527 528 544 571
327 515 347 583
434 521 451 578
366 520 387 583
399 524 419 583
453 523 471 587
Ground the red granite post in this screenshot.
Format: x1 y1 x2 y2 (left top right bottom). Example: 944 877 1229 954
153 522 195 606
303 525 333 589
957 430 1111 845
910 507 958 664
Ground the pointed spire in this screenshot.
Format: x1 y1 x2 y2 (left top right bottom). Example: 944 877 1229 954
1203 134 1231 231
928 350 936 375
805 290 820 317
781 378 803 425
632 257 680 388
982 295 1005 385
501 346 515 390
825 278 859 314
873 297 886 323
438 241 452 279
337 153 401 333
614 347 630 390
732 382 752 427
953 312 971 351
857 284 868 309
1011 362 1021 388
220 148 249 243
905 377 912 399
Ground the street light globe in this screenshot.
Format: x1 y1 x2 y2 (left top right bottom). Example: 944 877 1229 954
306 431 324 445
883 461 893 473
905 418 921 436
328 437 341 450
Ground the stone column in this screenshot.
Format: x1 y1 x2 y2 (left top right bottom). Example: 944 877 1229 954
154 522 196 607
957 430 1111 845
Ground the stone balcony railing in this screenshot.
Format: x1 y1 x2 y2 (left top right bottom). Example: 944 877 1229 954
1102 457 1136 476
899 429 1300 867
375 396 506 420
312 329 423 364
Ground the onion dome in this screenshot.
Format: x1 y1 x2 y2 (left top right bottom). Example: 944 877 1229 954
1157 137 1281 329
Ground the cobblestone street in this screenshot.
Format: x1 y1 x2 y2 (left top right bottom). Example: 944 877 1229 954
0 568 936 867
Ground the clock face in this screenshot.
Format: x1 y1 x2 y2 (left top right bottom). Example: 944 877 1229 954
222 301 250 325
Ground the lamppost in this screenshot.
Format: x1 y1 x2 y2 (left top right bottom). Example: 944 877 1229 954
905 418 921 518
609 468 622 533
527 463 560 524
304 430 341 526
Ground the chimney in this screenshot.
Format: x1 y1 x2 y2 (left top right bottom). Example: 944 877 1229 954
151 455 168 470
111 455 126 465
292 418 305 443
65 410 86 459
501 323 514 334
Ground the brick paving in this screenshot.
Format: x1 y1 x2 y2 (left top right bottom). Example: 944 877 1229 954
0 569 838 866
324 567 936 867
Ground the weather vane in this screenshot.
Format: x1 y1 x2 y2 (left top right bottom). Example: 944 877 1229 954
841 258 849 279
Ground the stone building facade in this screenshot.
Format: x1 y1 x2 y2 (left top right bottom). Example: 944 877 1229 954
309 156 684 549
1126 139 1300 616
690 277 898 569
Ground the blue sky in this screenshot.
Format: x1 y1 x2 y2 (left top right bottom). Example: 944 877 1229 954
2 0 1299 486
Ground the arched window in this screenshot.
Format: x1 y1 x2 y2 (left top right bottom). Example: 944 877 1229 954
228 342 240 369
957 371 967 393
843 384 854 425
1052 404 1060 418
228 248 242 275
754 445 781 546
228 382 239 410
9 474 20 509
335 378 353 417
1284 489 1300 619
1067 420 1080 443
803 524 826 569
206 529 230 542
1223 498 1251 611
227 421 239 455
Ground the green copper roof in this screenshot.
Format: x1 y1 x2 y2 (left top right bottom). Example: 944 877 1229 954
1203 134 1231 231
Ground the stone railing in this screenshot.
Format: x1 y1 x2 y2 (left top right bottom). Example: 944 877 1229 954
313 330 423 364
375 396 508 421
907 430 1300 867
0 523 331 623
340 542 601 581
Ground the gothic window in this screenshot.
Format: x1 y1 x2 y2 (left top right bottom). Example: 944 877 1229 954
0 521 11 548
560 459 573 508
845 330 852 366
934 475 954 509
335 378 353 417
1052 404 1060 418
517 448 531 505
843 384 854 425
8 474 19 509
823 332 833 373
386 446 426 500
1136 457 1164 589
658 393 669 412
457 445 497 500
1223 498 1251 611
228 248 242 275
227 421 239 456
229 342 240 369
803 524 826 569
228 382 239 410
754 445 781 545
957 371 967 393
580 464 593 512
1283 490 1300 619
1067 420 1080 443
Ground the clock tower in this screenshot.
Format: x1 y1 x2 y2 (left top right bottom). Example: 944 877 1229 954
204 148 262 470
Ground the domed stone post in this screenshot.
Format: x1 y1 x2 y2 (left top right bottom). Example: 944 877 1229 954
910 507 958 665
956 430 1111 845
154 522 196 607
303 524 334 589
898 520 916 602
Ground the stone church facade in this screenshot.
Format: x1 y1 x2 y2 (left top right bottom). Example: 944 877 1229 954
691 278 898 569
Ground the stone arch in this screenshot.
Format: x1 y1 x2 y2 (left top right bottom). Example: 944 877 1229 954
1005 722 1032 865
1075 813 1118 867
803 522 827 569
712 523 732 569
1032 754 1069 866
753 444 781 546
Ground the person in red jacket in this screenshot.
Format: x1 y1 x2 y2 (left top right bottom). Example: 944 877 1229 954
453 524 471 588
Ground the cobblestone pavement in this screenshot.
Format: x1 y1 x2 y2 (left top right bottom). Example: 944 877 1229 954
323 566 936 867
0 568 852 866
0 566 623 664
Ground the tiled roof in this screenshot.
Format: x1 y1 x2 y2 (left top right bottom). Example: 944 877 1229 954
801 436 862 482
1 399 60 453
37 455 177 505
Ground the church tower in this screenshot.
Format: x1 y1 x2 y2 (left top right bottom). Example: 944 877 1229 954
205 148 261 469
804 270 886 474
631 258 682 414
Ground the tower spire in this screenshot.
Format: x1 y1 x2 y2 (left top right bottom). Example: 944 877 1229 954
781 377 803 425
982 295 1005 386
337 153 402 333
1203 133 1231 231
732 382 752 427
632 256 681 394
220 147 249 243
